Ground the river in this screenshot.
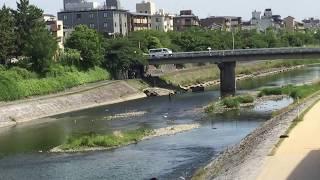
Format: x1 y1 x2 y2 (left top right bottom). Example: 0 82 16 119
0 65 319 180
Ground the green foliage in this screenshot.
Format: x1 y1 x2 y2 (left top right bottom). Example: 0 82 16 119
59 48 82 67
65 25 104 69
104 38 146 79
60 128 153 150
0 5 16 65
0 67 110 101
24 28 58 73
259 83 320 100
222 97 241 108
12 0 44 56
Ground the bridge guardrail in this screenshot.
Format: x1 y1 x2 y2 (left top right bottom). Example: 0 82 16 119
148 47 320 60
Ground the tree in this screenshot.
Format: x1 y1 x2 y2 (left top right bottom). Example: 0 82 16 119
0 5 15 65
65 25 104 69
24 28 58 74
104 39 146 79
12 0 43 56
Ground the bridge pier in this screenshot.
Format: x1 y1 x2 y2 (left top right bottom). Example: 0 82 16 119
218 61 236 96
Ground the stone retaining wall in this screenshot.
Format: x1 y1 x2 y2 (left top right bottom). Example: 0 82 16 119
0 81 146 128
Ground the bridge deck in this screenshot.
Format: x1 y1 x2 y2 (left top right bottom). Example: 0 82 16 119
148 47 320 65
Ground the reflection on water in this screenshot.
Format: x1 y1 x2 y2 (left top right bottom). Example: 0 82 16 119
0 65 319 179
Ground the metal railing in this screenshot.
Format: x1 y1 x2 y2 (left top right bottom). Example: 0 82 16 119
148 47 320 60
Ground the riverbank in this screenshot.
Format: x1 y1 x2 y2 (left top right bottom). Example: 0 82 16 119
51 124 200 153
256 100 320 180
192 90 320 180
0 80 147 129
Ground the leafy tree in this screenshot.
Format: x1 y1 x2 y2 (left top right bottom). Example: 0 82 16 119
104 39 146 79
147 36 162 49
12 0 44 56
65 25 104 69
0 5 15 65
24 28 58 74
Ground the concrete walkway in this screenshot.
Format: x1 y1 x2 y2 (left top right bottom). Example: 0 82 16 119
257 101 320 180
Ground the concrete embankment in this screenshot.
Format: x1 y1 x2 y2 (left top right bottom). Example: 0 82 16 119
0 81 146 129
193 92 320 180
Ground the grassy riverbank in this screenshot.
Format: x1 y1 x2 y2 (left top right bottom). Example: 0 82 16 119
205 94 255 113
259 82 320 100
0 66 110 101
160 59 320 86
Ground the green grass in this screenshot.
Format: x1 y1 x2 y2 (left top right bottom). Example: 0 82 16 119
160 59 320 86
205 94 255 113
0 67 110 101
60 128 153 150
259 83 320 100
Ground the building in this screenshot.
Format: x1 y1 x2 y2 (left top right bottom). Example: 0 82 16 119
200 16 241 31
136 0 156 15
151 9 174 32
173 10 199 31
128 12 152 31
249 9 283 31
63 0 98 11
43 14 64 49
105 0 121 9
58 8 128 36
302 18 320 30
283 16 295 31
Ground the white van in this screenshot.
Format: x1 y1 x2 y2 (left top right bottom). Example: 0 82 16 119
149 48 173 58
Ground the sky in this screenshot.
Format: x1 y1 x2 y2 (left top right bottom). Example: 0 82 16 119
1 0 319 21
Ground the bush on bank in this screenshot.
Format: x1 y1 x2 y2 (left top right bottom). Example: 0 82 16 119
0 66 110 101
60 128 153 150
259 83 320 100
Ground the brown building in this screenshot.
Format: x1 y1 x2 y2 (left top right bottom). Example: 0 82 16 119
283 16 295 32
173 10 199 31
128 12 152 32
200 16 242 31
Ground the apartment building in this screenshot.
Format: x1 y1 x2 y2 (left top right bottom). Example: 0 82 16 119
128 12 152 31
43 14 64 49
136 0 156 15
200 16 242 31
302 18 320 30
173 10 199 31
151 9 174 32
58 0 128 36
283 16 295 32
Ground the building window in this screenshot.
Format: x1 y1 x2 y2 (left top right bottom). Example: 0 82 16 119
156 18 160 22
63 15 67 20
89 13 94 19
115 22 117 27
124 22 127 28
104 13 108 18
76 14 81 20
89 24 95 28
145 11 148 13
104 23 108 28
58 25 62 30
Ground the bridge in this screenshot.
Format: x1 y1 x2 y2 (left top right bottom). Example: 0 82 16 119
148 47 320 96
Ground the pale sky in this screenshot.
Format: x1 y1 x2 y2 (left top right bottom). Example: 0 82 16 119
1 0 319 21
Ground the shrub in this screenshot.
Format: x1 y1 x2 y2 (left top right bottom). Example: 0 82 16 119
222 97 240 108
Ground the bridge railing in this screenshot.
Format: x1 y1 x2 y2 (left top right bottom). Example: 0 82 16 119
148 47 320 60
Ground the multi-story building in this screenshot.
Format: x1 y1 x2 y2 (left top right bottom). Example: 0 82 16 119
173 10 199 31
136 0 156 15
302 18 320 30
58 0 128 36
43 14 64 49
200 16 241 31
283 16 295 32
151 9 174 32
249 9 283 31
128 12 152 31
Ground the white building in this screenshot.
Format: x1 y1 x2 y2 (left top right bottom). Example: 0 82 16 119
136 0 156 15
151 9 174 32
43 14 64 49
248 9 282 31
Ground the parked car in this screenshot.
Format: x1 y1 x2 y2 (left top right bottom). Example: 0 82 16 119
149 48 173 58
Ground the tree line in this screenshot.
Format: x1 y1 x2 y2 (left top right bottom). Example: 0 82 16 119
1 0 320 79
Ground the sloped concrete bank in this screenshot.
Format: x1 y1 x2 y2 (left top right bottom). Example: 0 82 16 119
0 81 146 129
193 93 320 180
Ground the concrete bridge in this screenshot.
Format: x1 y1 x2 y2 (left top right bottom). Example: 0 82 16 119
148 47 320 96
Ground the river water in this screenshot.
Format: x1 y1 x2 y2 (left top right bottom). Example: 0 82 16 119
0 65 320 180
